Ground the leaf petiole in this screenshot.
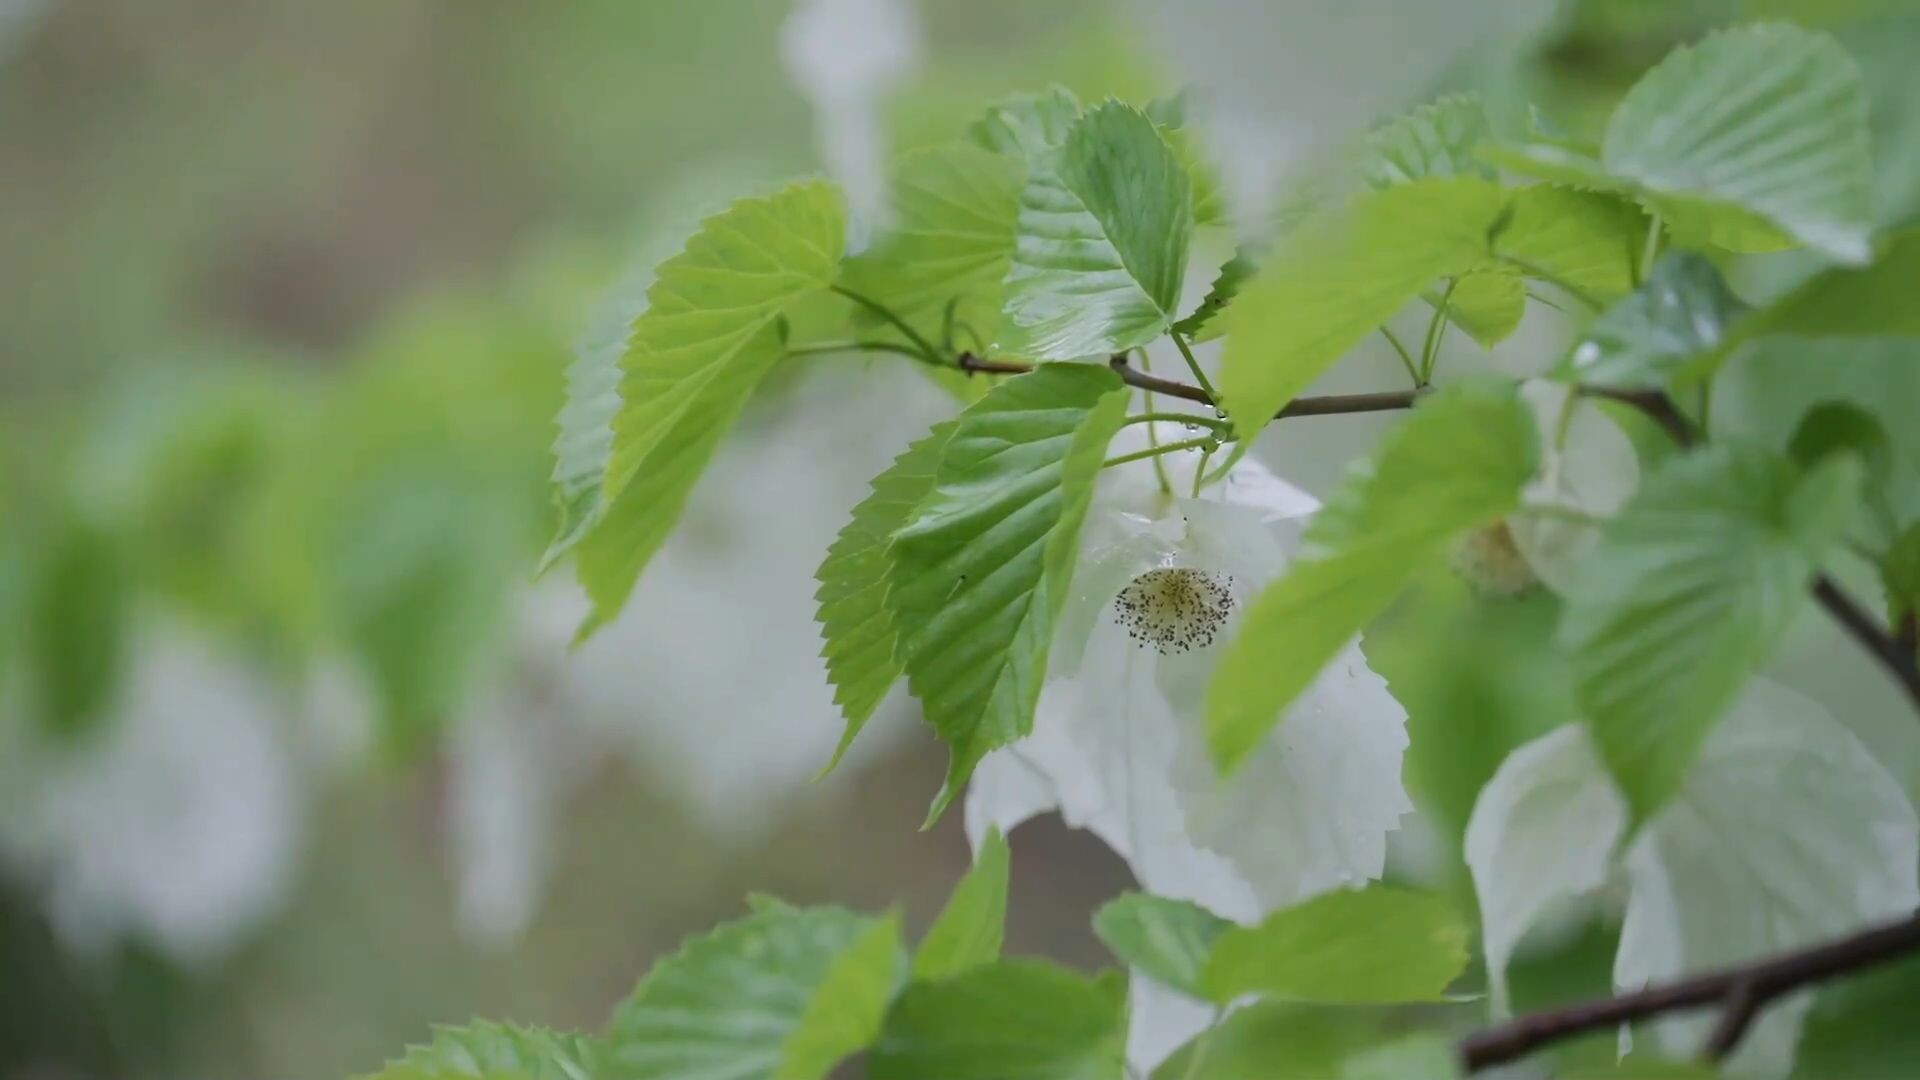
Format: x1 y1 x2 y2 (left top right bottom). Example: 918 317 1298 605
1170 331 1220 402
1103 435 1217 470
829 284 945 364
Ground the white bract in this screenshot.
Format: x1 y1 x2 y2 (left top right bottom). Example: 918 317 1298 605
964 424 1412 1070
1467 679 1920 1078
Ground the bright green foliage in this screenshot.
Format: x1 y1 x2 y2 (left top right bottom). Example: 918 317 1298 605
1091 893 1231 998
360 1022 598 1080
1882 523 1920 623
837 145 1025 355
1604 24 1872 263
914 827 1011 981
1746 226 1920 340
1492 185 1645 305
1487 25 1872 263
1442 270 1527 348
24 516 127 742
1172 247 1254 342
971 86 1081 159
869 961 1127 1080
1002 102 1193 358
567 181 845 637
1216 177 1505 441
814 423 958 771
1206 382 1537 771
1199 885 1470 1005
1559 443 1863 822
887 364 1129 821
1144 89 1230 227
1155 1016 1462 1080
607 905 903 1080
1560 253 1749 388
1360 95 1494 187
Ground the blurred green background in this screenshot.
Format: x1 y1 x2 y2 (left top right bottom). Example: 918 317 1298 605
3 1 1919 1077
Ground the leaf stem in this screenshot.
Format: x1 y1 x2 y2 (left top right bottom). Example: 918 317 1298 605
829 284 944 364
1103 435 1215 470
1169 331 1221 403
1638 214 1665 286
1419 279 1458 384
1136 349 1175 496
786 340 944 362
1500 256 1604 313
1119 412 1229 433
1379 325 1423 388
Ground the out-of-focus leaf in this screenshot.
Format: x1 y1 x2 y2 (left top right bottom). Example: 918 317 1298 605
1603 24 1873 263
360 1022 598 1080
1199 885 1470 1005
1493 185 1645 305
914 826 1011 981
1360 95 1493 188
1206 382 1536 771
869 961 1126 1080
1746 226 1920 340
1092 893 1231 999
1171 248 1253 343
1560 253 1748 388
1559 443 1862 822
24 516 128 743
971 86 1081 160
1442 270 1526 348
607 905 904 1080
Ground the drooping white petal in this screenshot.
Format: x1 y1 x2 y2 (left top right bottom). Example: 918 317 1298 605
1616 679 1919 1077
1465 723 1628 1016
1127 972 1220 1075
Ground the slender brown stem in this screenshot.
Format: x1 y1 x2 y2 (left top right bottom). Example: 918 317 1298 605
955 352 1425 420
1459 911 1920 1072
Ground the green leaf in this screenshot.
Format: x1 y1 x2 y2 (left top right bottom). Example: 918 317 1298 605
1441 270 1526 348
1493 185 1646 305
361 1022 598 1080
1340 1036 1462 1080
1788 401 1894 499
1746 225 1920 340
1091 893 1231 999
814 422 958 771
971 86 1082 160
1216 177 1505 442
1882 522 1920 622
25 516 128 742
1360 95 1494 187
888 364 1129 821
1198 885 1470 1005
1602 23 1873 263
569 181 845 637
1144 89 1230 228
914 826 1011 981
1150 1005 1381 1080
838 144 1025 357
608 905 904 1080
1172 247 1253 343
1560 252 1749 389
1206 382 1536 771
543 266 648 571
869 961 1126 1080
1001 102 1193 358
1559 443 1863 822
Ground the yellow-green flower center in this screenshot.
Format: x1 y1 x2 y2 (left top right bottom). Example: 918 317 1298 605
1113 568 1235 654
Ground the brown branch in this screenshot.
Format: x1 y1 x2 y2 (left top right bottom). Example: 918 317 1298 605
1459 910 1920 1072
954 352 1424 420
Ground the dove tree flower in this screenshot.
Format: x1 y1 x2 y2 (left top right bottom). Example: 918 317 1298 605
966 423 1413 1069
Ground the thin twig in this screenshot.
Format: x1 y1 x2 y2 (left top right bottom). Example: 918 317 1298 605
954 352 1427 420
1459 911 1920 1072
1702 977 1765 1062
